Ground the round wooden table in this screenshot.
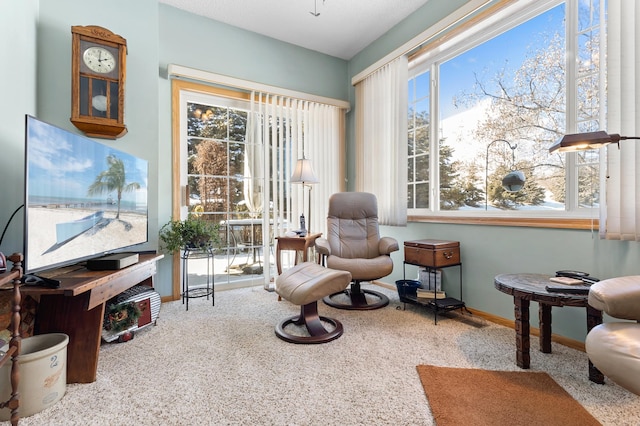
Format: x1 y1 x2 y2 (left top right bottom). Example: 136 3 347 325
494 273 604 384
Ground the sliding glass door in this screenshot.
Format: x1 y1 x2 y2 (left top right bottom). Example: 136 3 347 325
179 89 271 292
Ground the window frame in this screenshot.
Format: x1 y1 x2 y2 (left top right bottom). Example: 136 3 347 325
406 0 604 229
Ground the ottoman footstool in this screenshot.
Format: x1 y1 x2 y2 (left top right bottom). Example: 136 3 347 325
275 262 352 344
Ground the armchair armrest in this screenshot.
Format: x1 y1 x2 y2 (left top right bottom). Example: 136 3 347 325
315 238 331 257
588 276 640 321
378 237 399 255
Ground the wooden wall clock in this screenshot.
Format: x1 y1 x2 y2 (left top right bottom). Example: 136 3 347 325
71 25 127 139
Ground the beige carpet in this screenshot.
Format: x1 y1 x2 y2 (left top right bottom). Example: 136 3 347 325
417 365 602 426
10 284 640 425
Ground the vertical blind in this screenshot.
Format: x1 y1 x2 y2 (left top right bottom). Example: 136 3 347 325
249 93 343 245
602 0 640 240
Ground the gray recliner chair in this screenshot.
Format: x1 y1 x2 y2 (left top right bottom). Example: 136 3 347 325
315 192 399 310
585 276 640 395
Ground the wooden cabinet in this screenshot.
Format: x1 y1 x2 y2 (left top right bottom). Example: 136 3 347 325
0 253 23 425
21 253 163 383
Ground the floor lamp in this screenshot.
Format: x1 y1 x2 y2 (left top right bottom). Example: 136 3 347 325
549 131 640 153
291 157 318 236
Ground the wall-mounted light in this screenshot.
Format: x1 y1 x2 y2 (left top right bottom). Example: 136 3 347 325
549 131 640 153
485 139 525 210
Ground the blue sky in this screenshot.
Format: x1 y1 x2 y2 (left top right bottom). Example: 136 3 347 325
412 3 566 120
26 116 148 202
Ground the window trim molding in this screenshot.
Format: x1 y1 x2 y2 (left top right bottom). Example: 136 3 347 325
168 64 350 111
408 215 598 230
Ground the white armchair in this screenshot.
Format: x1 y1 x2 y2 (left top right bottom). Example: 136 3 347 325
585 276 640 395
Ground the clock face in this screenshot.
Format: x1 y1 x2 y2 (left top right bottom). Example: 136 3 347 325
82 46 116 74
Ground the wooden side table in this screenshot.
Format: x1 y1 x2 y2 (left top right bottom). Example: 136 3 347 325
494 273 604 384
275 233 322 275
275 233 322 300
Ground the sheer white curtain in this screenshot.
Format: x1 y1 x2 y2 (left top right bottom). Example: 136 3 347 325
304 101 344 235
355 55 408 226
601 0 640 240
249 93 343 242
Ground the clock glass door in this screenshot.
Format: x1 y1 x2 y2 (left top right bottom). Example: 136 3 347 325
78 77 119 120
109 82 119 119
91 79 108 118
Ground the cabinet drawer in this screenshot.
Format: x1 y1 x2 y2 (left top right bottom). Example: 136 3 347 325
404 239 460 267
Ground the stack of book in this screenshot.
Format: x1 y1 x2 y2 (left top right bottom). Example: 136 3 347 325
416 288 446 299
549 276 583 285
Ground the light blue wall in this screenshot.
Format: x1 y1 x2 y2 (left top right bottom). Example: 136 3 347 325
345 0 640 342
158 5 348 101
0 0 38 256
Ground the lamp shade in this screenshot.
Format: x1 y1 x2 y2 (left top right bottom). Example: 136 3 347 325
549 131 616 153
291 158 319 184
502 170 526 193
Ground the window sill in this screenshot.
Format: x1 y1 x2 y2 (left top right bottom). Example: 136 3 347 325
407 215 599 230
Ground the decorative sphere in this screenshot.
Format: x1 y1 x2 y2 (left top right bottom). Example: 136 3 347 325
502 170 526 192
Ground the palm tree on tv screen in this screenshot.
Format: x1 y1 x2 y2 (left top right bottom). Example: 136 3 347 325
88 154 141 219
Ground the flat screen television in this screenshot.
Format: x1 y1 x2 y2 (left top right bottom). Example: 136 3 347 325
24 115 149 273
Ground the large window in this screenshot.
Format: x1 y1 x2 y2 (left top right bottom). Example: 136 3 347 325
407 0 605 218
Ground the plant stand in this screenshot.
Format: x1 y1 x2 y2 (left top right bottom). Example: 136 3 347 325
181 247 215 311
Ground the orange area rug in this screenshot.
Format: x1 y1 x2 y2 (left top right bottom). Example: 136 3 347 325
416 365 601 425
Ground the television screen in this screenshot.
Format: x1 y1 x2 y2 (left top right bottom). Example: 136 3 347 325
24 115 148 273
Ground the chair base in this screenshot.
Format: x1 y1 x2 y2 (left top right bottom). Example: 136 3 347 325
323 281 389 310
275 301 344 344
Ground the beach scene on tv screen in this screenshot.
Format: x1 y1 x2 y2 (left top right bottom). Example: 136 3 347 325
26 118 148 272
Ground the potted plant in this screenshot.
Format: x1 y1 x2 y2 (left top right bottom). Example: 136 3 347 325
159 214 221 253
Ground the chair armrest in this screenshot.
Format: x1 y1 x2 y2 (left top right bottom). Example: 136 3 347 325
315 238 331 256
588 276 640 321
378 237 399 255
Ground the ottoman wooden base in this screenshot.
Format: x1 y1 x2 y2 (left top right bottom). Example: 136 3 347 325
275 302 344 344
323 281 390 311
276 262 351 344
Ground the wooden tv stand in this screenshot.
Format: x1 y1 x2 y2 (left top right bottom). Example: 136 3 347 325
21 252 163 383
